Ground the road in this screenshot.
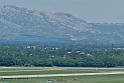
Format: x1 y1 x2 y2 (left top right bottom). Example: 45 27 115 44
0 72 124 79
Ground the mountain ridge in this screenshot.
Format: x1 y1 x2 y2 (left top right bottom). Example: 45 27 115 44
0 5 124 47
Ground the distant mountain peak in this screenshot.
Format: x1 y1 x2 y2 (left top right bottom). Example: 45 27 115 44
2 5 27 10
0 5 123 46
3 5 17 8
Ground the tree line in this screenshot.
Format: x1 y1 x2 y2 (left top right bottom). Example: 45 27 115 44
0 45 124 67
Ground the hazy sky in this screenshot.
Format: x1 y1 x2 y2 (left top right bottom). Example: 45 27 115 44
1 0 124 23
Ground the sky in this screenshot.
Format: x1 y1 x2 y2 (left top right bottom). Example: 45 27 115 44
1 0 124 23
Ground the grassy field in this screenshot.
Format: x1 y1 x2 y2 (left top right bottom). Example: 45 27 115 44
0 67 124 83
0 74 124 83
0 67 124 76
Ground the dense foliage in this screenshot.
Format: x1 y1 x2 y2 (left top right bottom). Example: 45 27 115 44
0 45 124 67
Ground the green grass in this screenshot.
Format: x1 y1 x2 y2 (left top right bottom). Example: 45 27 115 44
0 67 124 76
0 67 124 83
0 69 100 76
0 74 124 83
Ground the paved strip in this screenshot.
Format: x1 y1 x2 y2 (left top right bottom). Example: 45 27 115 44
1 67 124 69
0 72 124 79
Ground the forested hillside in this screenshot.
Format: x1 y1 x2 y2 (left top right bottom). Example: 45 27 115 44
1 5 124 46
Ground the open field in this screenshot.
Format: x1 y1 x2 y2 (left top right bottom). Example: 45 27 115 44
0 67 124 83
0 67 124 76
0 74 124 83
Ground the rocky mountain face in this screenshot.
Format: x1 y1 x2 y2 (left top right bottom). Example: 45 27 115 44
0 5 124 47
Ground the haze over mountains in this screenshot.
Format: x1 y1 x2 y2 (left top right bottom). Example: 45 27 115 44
0 5 124 47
